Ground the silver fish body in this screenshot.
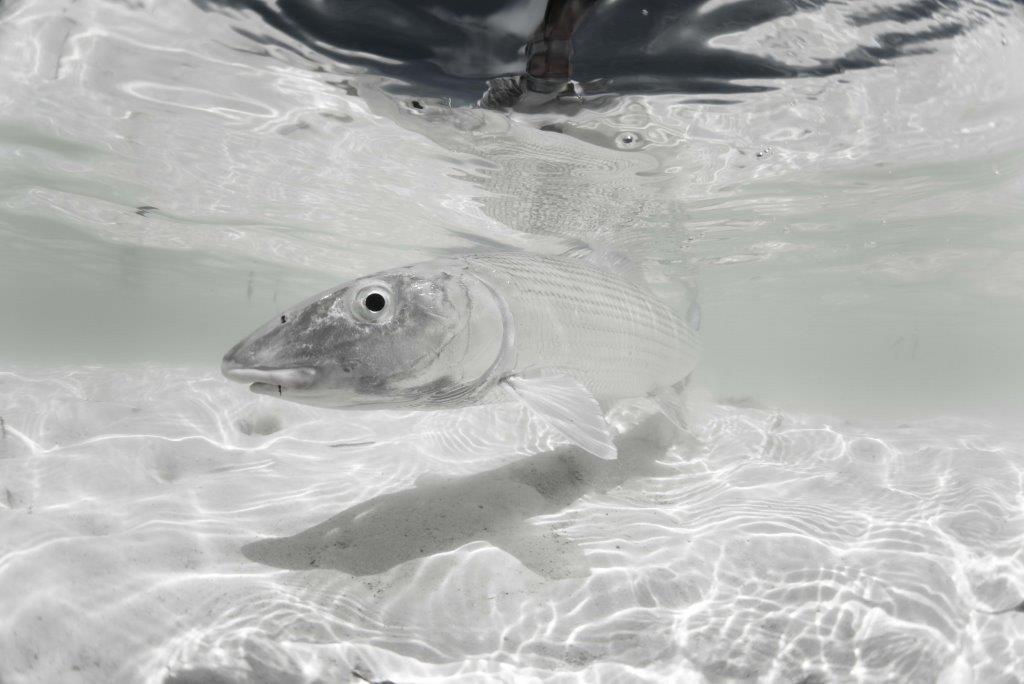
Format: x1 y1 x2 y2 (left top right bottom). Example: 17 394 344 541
463 252 698 406
222 251 699 458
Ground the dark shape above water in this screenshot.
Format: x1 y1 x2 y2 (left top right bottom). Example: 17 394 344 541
193 0 1015 100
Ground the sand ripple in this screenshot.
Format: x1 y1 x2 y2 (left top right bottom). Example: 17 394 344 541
1 366 1023 682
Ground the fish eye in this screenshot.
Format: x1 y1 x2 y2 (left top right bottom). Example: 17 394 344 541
614 131 643 149
410 100 424 110
352 285 392 323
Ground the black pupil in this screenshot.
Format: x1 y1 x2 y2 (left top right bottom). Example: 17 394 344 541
364 292 386 312
410 100 423 110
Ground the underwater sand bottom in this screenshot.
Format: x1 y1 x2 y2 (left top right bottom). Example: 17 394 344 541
0 366 1022 682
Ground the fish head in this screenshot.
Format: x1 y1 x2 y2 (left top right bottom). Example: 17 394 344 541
222 262 505 409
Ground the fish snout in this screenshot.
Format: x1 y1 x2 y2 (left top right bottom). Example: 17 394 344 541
221 362 318 390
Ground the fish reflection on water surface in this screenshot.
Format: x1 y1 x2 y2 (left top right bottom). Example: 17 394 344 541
359 81 691 253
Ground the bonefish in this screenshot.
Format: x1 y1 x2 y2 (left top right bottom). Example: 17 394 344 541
222 250 699 459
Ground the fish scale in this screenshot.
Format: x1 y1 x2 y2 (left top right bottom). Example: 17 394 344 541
465 252 698 404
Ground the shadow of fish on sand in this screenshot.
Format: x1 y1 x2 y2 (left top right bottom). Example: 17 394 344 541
242 414 679 579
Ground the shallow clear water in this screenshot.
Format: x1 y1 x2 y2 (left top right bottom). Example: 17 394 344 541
2 1 1024 682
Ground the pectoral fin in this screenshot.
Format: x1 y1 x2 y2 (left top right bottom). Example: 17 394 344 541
503 371 617 460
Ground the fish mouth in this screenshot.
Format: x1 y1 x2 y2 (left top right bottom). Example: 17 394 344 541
221 366 317 392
